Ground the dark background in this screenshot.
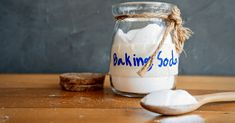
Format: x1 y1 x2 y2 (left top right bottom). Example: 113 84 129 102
0 0 234 75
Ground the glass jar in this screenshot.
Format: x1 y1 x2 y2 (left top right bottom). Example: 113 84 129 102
109 2 178 97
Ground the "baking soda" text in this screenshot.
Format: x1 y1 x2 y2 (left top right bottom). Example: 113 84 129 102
113 50 177 71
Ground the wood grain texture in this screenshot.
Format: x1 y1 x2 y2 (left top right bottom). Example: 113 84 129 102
1 108 235 123
0 74 235 123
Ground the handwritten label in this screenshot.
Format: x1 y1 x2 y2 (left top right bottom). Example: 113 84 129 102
113 50 177 72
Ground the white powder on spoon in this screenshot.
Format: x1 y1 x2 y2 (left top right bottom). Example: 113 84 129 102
141 89 198 106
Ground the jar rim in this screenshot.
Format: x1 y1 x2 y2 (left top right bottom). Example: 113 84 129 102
112 2 175 17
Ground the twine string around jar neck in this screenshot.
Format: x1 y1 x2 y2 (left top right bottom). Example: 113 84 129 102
115 6 193 77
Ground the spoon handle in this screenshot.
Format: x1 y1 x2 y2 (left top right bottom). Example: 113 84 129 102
197 92 235 104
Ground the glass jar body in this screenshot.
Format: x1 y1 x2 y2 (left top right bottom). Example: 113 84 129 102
109 2 178 97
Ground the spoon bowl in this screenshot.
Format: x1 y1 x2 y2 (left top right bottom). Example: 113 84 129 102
140 92 235 115
140 101 201 115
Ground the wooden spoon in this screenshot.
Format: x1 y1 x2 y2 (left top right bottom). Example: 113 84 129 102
140 92 235 115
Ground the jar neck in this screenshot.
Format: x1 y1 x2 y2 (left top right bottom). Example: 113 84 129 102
112 2 175 17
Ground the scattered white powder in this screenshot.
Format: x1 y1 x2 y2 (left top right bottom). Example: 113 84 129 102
159 114 204 123
110 23 178 94
141 90 198 106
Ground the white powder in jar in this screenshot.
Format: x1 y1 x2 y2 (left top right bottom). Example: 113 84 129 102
141 90 198 106
109 23 178 94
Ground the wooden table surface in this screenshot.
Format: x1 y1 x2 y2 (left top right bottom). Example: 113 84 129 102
0 74 235 123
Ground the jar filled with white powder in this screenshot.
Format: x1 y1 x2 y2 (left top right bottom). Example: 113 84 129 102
109 2 189 97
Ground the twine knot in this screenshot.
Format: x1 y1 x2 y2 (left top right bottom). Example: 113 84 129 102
168 7 182 26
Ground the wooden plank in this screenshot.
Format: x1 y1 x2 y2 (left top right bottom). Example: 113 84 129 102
0 74 59 88
0 88 235 112
0 88 139 108
176 76 235 90
0 74 235 90
0 74 111 88
0 74 235 123
1 108 235 123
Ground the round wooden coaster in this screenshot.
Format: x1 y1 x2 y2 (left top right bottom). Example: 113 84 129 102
59 73 105 91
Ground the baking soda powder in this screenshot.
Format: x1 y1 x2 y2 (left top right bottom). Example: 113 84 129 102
109 23 179 94
141 90 198 106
